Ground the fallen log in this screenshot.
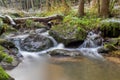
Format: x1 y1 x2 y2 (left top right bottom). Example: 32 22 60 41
0 15 63 25
13 15 63 24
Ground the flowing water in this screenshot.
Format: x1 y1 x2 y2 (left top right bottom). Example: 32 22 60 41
7 31 120 80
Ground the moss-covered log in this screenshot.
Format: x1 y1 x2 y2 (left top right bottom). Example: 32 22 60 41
0 15 63 25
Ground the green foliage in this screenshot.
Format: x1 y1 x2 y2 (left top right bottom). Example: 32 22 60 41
63 14 101 30
25 20 34 28
0 46 13 63
0 66 10 80
4 56 13 63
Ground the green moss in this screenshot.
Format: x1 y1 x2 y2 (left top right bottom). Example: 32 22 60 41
0 66 10 80
0 46 13 63
3 24 17 33
100 21 120 37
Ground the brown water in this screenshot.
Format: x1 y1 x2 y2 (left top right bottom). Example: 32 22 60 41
47 57 120 80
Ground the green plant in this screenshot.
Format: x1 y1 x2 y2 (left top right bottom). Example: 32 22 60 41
4 56 13 63
0 46 13 63
25 20 33 28
0 66 10 80
63 14 102 30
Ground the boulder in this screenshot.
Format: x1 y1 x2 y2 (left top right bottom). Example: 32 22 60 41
103 37 120 52
100 20 120 37
48 49 82 57
49 24 87 46
20 34 54 52
0 39 16 49
0 45 20 70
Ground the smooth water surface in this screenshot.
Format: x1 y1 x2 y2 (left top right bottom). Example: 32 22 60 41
7 56 120 80
48 57 120 80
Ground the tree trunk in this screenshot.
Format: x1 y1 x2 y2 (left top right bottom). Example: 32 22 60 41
90 0 97 8
30 0 34 9
99 0 109 18
97 0 100 15
78 0 84 17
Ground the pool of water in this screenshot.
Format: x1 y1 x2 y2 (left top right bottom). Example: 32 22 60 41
7 56 120 80
48 57 120 80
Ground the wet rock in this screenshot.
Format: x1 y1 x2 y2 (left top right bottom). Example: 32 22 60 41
20 34 53 52
104 44 118 51
9 77 14 80
35 28 47 34
49 24 86 46
0 39 16 49
48 49 82 57
0 45 20 70
0 39 21 70
105 38 120 46
103 38 120 52
0 55 21 70
97 47 108 53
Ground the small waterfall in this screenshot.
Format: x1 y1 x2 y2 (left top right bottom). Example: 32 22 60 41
78 31 104 60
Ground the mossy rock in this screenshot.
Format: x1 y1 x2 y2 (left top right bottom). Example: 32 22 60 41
0 39 16 49
104 44 118 51
0 45 13 63
0 19 17 35
49 24 87 46
0 66 14 80
100 20 120 37
106 37 120 46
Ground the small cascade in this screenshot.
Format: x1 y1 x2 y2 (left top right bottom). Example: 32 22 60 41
79 31 103 48
78 31 104 60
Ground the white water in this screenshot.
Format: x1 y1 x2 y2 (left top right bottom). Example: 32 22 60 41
77 31 104 60
7 31 104 80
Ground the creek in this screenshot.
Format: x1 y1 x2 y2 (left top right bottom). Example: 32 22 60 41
6 30 120 80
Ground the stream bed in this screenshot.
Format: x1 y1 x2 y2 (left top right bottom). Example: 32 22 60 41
6 30 120 80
